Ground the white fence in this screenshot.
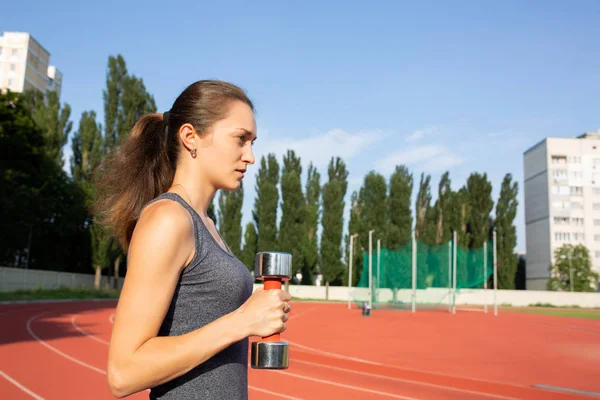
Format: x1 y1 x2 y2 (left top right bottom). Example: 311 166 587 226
3 266 600 308
0 267 122 292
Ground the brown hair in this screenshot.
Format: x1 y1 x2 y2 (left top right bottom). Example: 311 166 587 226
93 80 254 251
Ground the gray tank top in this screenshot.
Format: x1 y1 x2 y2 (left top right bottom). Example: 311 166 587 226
142 192 254 400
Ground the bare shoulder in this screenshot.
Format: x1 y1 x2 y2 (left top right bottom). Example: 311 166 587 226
128 198 195 273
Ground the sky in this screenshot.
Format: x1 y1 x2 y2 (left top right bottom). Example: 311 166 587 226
2 0 600 253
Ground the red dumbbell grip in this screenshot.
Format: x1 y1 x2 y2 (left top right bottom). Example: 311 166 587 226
262 278 282 342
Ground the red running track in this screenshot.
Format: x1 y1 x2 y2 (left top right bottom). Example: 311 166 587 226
1 300 599 399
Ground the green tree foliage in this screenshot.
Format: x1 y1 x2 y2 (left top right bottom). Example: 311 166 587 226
253 154 280 252
415 173 432 242
346 191 362 286
241 222 258 272
358 171 388 248
548 244 600 292
303 163 321 285
432 171 453 245
387 165 413 249
0 90 88 271
495 174 519 289
71 111 103 184
218 184 244 258
465 172 494 248
279 150 306 280
23 89 72 167
320 157 348 296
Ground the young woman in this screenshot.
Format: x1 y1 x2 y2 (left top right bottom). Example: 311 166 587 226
94 80 291 399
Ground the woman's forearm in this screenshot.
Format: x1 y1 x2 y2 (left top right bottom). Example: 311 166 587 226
108 311 248 398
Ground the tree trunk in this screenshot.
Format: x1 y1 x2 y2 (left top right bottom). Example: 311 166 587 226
113 255 121 290
94 267 101 290
326 281 329 300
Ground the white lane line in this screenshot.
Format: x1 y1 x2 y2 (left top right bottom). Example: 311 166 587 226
248 385 303 399
287 306 321 322
0 369 45 400
288 340 530 390
292 359 516 400
272 370 419 399
71 314 110 345
27 310 106 375
71 311 295 399
533 384 600 398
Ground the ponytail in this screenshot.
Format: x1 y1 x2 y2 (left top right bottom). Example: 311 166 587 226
93 113 178 251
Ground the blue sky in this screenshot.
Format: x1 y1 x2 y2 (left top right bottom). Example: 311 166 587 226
3 0 600 252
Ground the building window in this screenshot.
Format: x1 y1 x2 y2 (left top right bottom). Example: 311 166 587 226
572 217 584 226
11 48 18 56
568 156 582 164
594 203 600 211
7 78 14 87
570 171 583 180
571 201 584 210
10 63 15 71
595 235 600 242
552 201 570 210
555 232 570 241
570 186 583 195
573 233 585 241
552 169 568 179
553 217 570 225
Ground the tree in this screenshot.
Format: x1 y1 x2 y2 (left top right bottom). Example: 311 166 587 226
346 191 362 287
23 89 72 167
279 150 306 281
466 172 494 248
303 162 321 285
71 111 103 183
387 165 413 249
241 222 258 272
218 184 244 258
495 174 519 289
433 172 453 245
548 244 600 292
0 90 88 272
320 157 348 298
100 54 157 288
415 173 432 242
253 154 280 252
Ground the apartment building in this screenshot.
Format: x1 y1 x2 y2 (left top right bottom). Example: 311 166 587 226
0 31 62 98
524 132 600 290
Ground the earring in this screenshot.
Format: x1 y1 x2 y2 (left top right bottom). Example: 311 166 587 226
190 148 197 158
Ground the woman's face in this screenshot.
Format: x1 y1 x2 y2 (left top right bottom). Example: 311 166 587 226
196 100 257 191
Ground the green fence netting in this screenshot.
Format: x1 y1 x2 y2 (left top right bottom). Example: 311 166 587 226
350 238 494 311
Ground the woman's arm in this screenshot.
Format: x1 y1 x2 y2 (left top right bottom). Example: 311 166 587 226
106 201 251 398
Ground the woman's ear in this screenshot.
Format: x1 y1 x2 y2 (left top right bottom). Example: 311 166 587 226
178 123 196 152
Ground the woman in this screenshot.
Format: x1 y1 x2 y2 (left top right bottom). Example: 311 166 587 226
94 80 291 399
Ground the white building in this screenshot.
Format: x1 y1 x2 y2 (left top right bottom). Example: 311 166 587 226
0 31 62 98
524 132 600 290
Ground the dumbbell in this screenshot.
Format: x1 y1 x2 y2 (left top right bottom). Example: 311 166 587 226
251 251 292 369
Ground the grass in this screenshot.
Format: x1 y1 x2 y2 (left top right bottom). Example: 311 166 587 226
0 287 120 302
504 307 600 320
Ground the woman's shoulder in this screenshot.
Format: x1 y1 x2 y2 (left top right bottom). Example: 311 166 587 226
134 196 194 243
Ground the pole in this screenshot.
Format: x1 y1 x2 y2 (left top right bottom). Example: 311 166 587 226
493 229 498 316
368 230 374 311
448 241 452 312
377 239 381 306
484 241 488 314
452 231 457 314
412 230 416 313
348 234 354 310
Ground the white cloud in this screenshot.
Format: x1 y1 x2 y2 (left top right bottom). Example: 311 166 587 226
375 145 465 174
405 126 438 142
256 128 388 168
